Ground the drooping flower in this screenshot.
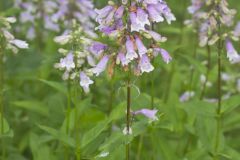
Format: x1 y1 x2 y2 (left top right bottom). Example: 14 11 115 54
126 36 138 61
135 36 147 57
139 54 154 73
225 39 240 63
58 52 75 71
134 109 158 121
117 52 130 66
89 42 108 57
54 23 107 93
93 0 175 75
80 72 94 93
179 91 195 102
91 55 109 76
154 48 172 64
0 16 29 54
186 0 240 64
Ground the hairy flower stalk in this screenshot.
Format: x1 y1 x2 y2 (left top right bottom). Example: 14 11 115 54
94 0 175 158
186 0 240 158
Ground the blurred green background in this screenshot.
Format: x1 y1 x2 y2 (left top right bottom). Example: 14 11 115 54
0 0 240 160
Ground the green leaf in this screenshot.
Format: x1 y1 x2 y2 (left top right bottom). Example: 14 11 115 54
38 125 75 148
12 100 49 116
179 54 206 73
0 114 14 138
81 119 109 148
39 79 68 95
222 95 240 114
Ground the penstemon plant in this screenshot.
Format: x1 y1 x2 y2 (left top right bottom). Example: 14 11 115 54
186 0 240 159
94 0 175 158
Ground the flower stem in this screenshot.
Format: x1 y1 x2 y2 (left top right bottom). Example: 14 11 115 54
74 82 80 160
0 37 6 159
200 45 211 100
0 40 4 137
213 4 222 159
108 78 114 135
126 71 131 160
65 82 71 160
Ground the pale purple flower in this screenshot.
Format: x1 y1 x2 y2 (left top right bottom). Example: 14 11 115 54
115 5 125 19
91 55 109 76
225 39 240 63
44 16 60 32
87 55 96 67
147 4 164 23
54 35 71 45
136 8 150 27
135 36 148 57
95 5 114 23
179 91 195 102
139 54 154 73
126 36 138 60
89 42 107 56
59 53 75 71
9 39 29 49
130 12 145 32
26 27 36 40
146 30 167 42
80 72 94 93
160 48 172 64
187 0 203 14
233 22 240 38
117 52 130 66
154 48 172 64
134 109 158 121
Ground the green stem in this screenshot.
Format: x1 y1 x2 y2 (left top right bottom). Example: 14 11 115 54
0 36 6 159
74 82 80 160
200 45 211 100
108 78 114 135
126 72 131 160
65 82 71 160
136 135 143 160
213 4 222 159
0 41 3 136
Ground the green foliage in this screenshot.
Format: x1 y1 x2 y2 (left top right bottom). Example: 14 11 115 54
0 0 240 159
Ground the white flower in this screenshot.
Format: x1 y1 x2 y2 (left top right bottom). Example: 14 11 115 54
54 35 71 45
9 39 29 49
123 127 132 135
6 17 16 23
79 72 94 93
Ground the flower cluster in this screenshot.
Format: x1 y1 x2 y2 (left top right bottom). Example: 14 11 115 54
52 0 97 38
93 0 175 76
0 16 28 53
14 0 60 39
14 0 96 39
186 0 240 63
54 21 107 93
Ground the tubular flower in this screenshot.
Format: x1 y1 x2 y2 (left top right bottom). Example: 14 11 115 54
54 22 107 93
94 0 175 76
186 0 240 63
133 109 158 121
0 16 29 54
